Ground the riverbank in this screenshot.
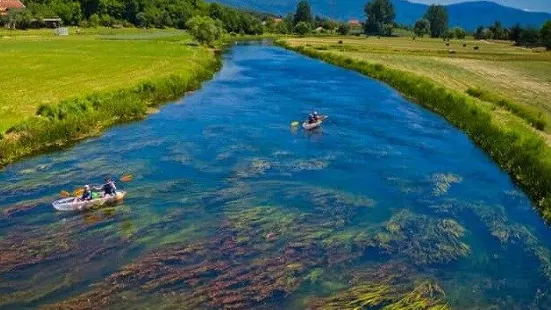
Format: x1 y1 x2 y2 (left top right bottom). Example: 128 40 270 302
277 38 551 222
0 28 221 167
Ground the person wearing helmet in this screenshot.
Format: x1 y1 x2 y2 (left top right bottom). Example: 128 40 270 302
307 113 316 124
313 111 320 122
80 185 92 201
94 176 117 198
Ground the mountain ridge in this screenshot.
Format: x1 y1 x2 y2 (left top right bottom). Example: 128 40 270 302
208 0 551 30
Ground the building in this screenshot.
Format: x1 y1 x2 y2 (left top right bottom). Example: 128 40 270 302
348 19 363 35
348 19 362 27
0 0 25 16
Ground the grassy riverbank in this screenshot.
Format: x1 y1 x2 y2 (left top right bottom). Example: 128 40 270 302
277 37 551 222
0 28 220 166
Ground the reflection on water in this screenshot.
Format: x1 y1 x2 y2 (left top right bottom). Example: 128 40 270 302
1 42 551 309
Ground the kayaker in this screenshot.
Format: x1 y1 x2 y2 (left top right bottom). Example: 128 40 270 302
94 177 117 198
313 111 320 121
307 113 316 124
80 185 92 201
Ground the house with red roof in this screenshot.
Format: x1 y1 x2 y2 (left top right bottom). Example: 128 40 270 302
0 0 25 16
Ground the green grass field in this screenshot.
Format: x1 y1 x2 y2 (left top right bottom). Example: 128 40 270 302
284 36 551 132
0 27 214 132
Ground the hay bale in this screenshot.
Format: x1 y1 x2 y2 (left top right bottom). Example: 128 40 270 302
445 42 450 46
338 40 343 44
448 49 456 54
473 46 480 50
462 43 467 47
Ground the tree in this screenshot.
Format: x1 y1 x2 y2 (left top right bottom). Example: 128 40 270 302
489 21 506 40
442 29 453 40
452 26 466 39
274 21 290 34
294 0 313 26
186 16 222 47
7 8 33 29
424 4 448 38
364 0 395 36
509 23 523 42
294 21 312 35
413 18 430 37
337 23 350 35
540 20 551 50
518 27 540 46
474 25 488 40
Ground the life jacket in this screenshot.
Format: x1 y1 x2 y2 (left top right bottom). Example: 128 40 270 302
104 181 116 195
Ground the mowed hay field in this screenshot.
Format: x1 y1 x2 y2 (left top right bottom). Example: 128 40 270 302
0 28 214 132
284 36 551 131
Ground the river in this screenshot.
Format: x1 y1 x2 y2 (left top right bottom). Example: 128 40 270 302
1 41 550 309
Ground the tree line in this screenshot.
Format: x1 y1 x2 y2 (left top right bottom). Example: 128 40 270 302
0 0 264 36
364 0 551 49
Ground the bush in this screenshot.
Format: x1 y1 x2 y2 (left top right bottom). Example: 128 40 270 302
541 20 551 50
186 16 222 47
337 23 350 35
294 21 312 35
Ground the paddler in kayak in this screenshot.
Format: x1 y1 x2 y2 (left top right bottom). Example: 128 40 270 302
307 113 316 124
94 176 117 198
313 111 320 122
74 185 92 202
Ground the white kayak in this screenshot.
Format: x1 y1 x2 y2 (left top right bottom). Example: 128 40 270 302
302 116 327 131
52 191 126 211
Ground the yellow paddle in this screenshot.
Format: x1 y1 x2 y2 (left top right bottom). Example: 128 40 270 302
59 173 134 198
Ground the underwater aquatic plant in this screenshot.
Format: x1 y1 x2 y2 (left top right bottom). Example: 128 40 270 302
431 173 463 197
309 263 450 310
234 158 272 178
372 210 470 265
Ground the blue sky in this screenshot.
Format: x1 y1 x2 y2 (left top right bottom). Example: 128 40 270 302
409 0 551 13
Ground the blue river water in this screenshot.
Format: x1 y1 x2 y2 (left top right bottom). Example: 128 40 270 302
1 41 550 309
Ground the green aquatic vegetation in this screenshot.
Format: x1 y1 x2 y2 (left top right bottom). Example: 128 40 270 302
431 200 551 282
373 210 470 265
431 173 463 196
234 158 272 178
46 214 324 309
47 202 380 309
287 158 329 172
309 263 449 310
0 216 130 306
1 195 55 217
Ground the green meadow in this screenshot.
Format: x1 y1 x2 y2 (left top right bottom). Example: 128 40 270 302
0 28 215 132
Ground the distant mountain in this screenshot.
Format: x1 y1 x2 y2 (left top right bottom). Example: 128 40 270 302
208 0 551 30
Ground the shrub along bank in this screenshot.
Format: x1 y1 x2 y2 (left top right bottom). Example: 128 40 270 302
277 40 551 222
0 57 221 167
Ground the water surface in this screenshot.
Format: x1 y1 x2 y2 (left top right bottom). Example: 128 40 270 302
1 42 550 309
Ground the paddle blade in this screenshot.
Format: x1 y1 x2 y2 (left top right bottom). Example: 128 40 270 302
291 121 300 127
120 174 133 182
60 190 71 198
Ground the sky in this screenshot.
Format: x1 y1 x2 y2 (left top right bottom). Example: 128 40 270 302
409 0 551 13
